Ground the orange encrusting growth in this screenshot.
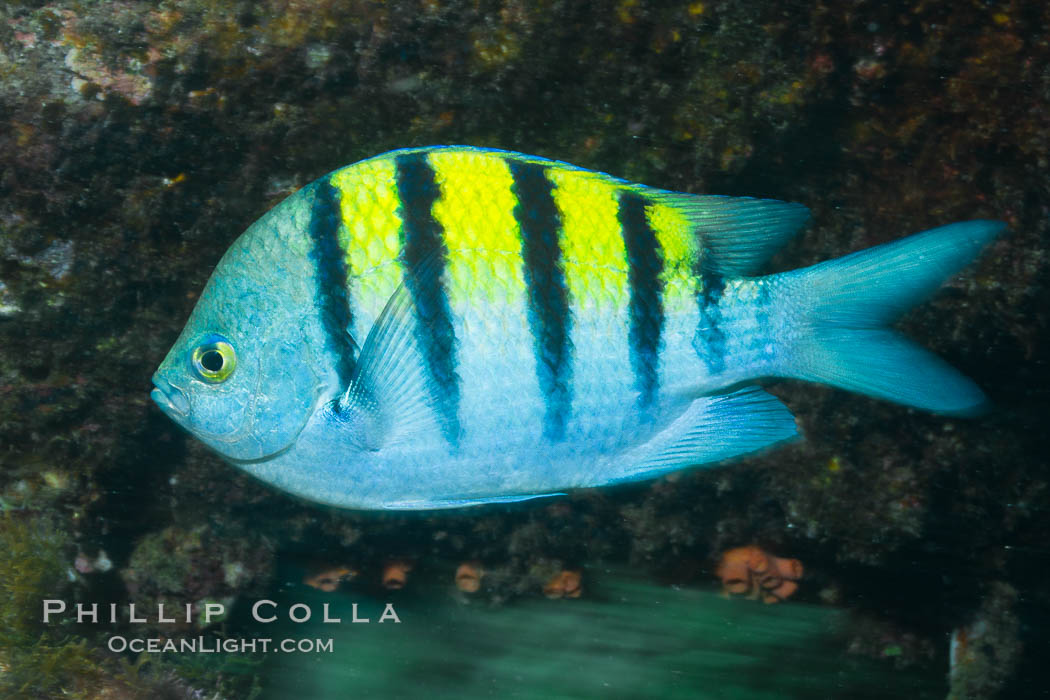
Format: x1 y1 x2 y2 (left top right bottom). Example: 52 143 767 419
543 569 583 599
454 561 484 593
302 565 357 592
714 545 803 604
381 559 413 589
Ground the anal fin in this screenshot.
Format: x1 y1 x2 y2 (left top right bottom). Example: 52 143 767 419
382 492 566 510
606 387 799 485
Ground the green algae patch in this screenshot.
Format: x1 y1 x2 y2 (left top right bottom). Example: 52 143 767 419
258 572 943 699
0 511 70 638
0 510 107 698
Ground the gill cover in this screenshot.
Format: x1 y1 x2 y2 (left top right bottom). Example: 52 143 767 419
152 263 325 462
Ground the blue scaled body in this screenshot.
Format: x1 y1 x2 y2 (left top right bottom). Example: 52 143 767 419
150 146 1004 509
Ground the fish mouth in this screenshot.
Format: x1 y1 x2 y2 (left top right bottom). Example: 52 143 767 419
151 375 190 419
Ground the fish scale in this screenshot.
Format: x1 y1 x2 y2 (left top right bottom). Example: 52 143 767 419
429 151 548 445
151 146 1003 509
328 147 700 448
509 159 572 440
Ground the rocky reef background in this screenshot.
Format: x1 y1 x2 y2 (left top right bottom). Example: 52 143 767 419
0 0 1047 697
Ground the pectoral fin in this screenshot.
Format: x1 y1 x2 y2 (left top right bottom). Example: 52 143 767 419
335 257 450 449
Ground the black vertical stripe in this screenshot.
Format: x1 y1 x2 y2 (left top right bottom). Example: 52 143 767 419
308 176 355 387
619 191 664 408
394 152 461 446
694 273 727 374
509 160 572 441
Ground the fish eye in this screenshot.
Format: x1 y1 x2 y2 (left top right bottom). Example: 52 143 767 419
191 337 237 383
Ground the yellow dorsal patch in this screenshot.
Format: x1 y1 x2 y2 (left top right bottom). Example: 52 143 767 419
428 150 526 305
647 201 698 311
331 157 404 318
548 168 628 310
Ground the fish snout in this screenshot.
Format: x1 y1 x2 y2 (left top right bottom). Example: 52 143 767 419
151 374 191 418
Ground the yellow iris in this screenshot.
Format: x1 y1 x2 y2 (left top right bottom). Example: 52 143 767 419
191 338 236 383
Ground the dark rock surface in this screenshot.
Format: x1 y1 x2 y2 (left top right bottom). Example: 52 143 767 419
1 1 1046 697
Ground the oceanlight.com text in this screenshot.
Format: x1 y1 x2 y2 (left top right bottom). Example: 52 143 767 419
107 635 335 654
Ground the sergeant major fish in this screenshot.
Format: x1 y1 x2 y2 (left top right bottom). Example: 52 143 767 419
150 146 1003 510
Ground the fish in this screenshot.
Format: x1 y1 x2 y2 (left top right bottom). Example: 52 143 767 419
150 146 1004 510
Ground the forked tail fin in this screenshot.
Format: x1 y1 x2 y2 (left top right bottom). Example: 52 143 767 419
770 220 1005 415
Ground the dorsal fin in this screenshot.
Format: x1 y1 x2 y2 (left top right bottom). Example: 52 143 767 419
650 192 809 277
